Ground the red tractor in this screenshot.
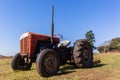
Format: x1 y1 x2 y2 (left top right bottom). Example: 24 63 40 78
11 6 93 77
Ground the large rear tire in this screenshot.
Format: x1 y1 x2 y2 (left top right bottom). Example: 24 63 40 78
36 49 60 77
73 39 93 68
11 53 32 70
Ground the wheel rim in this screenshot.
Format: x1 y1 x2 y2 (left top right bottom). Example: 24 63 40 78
43 53 57 72
83 49 89 61
16 57 25 69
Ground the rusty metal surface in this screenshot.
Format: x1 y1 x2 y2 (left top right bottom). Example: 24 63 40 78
20 38 28 56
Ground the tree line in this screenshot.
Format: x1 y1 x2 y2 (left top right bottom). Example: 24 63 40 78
97 38 120 53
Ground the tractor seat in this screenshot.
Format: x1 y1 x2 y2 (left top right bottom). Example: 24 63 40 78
58 40 71 47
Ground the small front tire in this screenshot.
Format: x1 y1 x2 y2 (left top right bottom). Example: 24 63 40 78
11 53 32 70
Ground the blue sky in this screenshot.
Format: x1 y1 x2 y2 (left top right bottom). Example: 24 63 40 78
0 0 120 56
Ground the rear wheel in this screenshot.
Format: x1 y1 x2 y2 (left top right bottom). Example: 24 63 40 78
36 49 60 77
11 53 32 70
73 39 93 68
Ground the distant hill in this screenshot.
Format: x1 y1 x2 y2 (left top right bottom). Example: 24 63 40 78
0 55 12 59
0 55 4 58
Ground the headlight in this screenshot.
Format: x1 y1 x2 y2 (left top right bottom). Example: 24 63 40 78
20 32 29 40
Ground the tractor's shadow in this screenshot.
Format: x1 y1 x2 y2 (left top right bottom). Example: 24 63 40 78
56 65 77 76
93 63 107 68
56 63 107 76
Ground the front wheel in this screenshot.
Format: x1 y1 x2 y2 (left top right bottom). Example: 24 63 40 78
11 53 32 70
36 49 60 77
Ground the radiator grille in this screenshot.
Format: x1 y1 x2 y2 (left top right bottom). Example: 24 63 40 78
20 38 28 55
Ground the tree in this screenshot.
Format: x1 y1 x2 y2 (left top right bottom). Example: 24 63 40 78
97 40 110 53
97 46 105 53
85 30 95 49
97 46 109 53
109 38 120 51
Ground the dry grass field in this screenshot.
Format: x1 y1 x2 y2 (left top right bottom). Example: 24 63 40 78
0 53 120 80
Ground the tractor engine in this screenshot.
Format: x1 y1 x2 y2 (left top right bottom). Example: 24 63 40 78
20 32 60 58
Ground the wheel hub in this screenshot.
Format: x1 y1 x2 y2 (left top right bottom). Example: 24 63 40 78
83 49 89 60
47 59 53 67
44 54 56 71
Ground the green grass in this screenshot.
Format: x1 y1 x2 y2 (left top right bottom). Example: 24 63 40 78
0 53 120 80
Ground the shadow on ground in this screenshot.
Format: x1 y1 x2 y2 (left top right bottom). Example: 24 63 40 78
56 65 77 76
93 63 107 68
56 63 107 76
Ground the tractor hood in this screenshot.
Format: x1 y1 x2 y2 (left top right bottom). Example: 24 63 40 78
20 32 60 43
20 32 29 40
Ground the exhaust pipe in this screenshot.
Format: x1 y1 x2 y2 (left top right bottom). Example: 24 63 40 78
51 5 54 45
